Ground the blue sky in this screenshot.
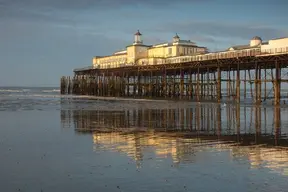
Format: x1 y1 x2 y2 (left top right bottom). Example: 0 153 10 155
0 0 287 86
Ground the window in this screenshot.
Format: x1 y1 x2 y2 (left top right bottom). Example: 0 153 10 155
168 48 172 55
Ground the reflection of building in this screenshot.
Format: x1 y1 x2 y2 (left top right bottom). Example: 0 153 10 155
92 131 288 174
60 99 288 172
92 131 222 164
93 132 143 166
231 147 288 176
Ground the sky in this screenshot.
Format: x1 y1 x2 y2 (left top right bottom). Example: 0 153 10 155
0 0 287 87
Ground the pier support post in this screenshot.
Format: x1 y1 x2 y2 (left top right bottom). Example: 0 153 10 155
258 64 262 103
227 66 231 98
236 62 241 103
264 67 267 100
137 70 141 98
126 74 130 97
180 68 184 99
197 67 200 101
255 61 260 104
244 69 247 99
164 68 167 98
274 60 281 105
188 68 192 99
217 65 222 102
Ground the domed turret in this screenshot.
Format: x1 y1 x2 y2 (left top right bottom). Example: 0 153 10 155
173 33 180 43
133 30 143 45
250 36 262 47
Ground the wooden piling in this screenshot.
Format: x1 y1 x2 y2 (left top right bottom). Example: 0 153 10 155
217 66 222 102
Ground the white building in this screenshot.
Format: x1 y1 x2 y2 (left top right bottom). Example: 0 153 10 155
228 36 288 54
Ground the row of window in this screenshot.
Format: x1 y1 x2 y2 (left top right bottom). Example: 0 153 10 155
96 57 126 64
261 47 288 54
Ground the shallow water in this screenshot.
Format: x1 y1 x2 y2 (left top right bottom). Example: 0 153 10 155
0 87 288 192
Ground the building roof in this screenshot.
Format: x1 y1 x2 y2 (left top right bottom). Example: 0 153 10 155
251 36 262 41
227 44 261 51
177 40 196 44
74 66 93 72
148 42 200 49
134 30 142 36
151 39 197 48
228 45 250 50
270 37 288 40
126 44 152 48
173 33 180 39
152 42 169 47
113 49 127 55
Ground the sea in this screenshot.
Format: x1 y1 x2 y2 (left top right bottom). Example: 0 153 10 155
0 86 288 192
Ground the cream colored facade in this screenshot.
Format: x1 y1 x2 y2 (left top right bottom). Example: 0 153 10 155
92 31 208 69
228 36 288 54
89 32 288 70
260 37 288 53
92 50 127 69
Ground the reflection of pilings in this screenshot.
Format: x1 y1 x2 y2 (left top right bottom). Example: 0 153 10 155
60 99 287 146
236 104 240 142
217 104 222 138
254 105 261 144
274 106 281 146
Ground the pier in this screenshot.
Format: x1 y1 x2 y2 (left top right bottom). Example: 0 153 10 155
60 32 288 104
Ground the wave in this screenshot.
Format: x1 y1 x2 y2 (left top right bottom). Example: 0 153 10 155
0 89 24 93
42 89 60 93
0 88 59 93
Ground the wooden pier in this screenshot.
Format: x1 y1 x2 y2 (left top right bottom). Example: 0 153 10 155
61 49 288 104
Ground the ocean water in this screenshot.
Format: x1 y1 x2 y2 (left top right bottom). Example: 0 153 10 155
0 87 288 192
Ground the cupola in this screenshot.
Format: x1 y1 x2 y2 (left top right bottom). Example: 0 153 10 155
250 36 262 47
173 33 180 43
133 30 143 45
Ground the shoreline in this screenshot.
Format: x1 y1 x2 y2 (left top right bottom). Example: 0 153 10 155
60 94 288 106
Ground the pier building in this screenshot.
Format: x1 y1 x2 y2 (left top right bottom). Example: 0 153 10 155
60 30 288 104
92 31 208 69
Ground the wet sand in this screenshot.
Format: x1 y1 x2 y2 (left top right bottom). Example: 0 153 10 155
0 92 288 192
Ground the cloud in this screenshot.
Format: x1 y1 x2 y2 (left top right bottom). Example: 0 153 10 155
0 0 209 11
155 20 288 41
190 35 217 43
0 22 130 86
0 0 208 30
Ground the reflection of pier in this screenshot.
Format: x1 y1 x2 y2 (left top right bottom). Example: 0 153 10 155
232 147 288 176
92 132 234 165
60 99 288 175
60 100 287 146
